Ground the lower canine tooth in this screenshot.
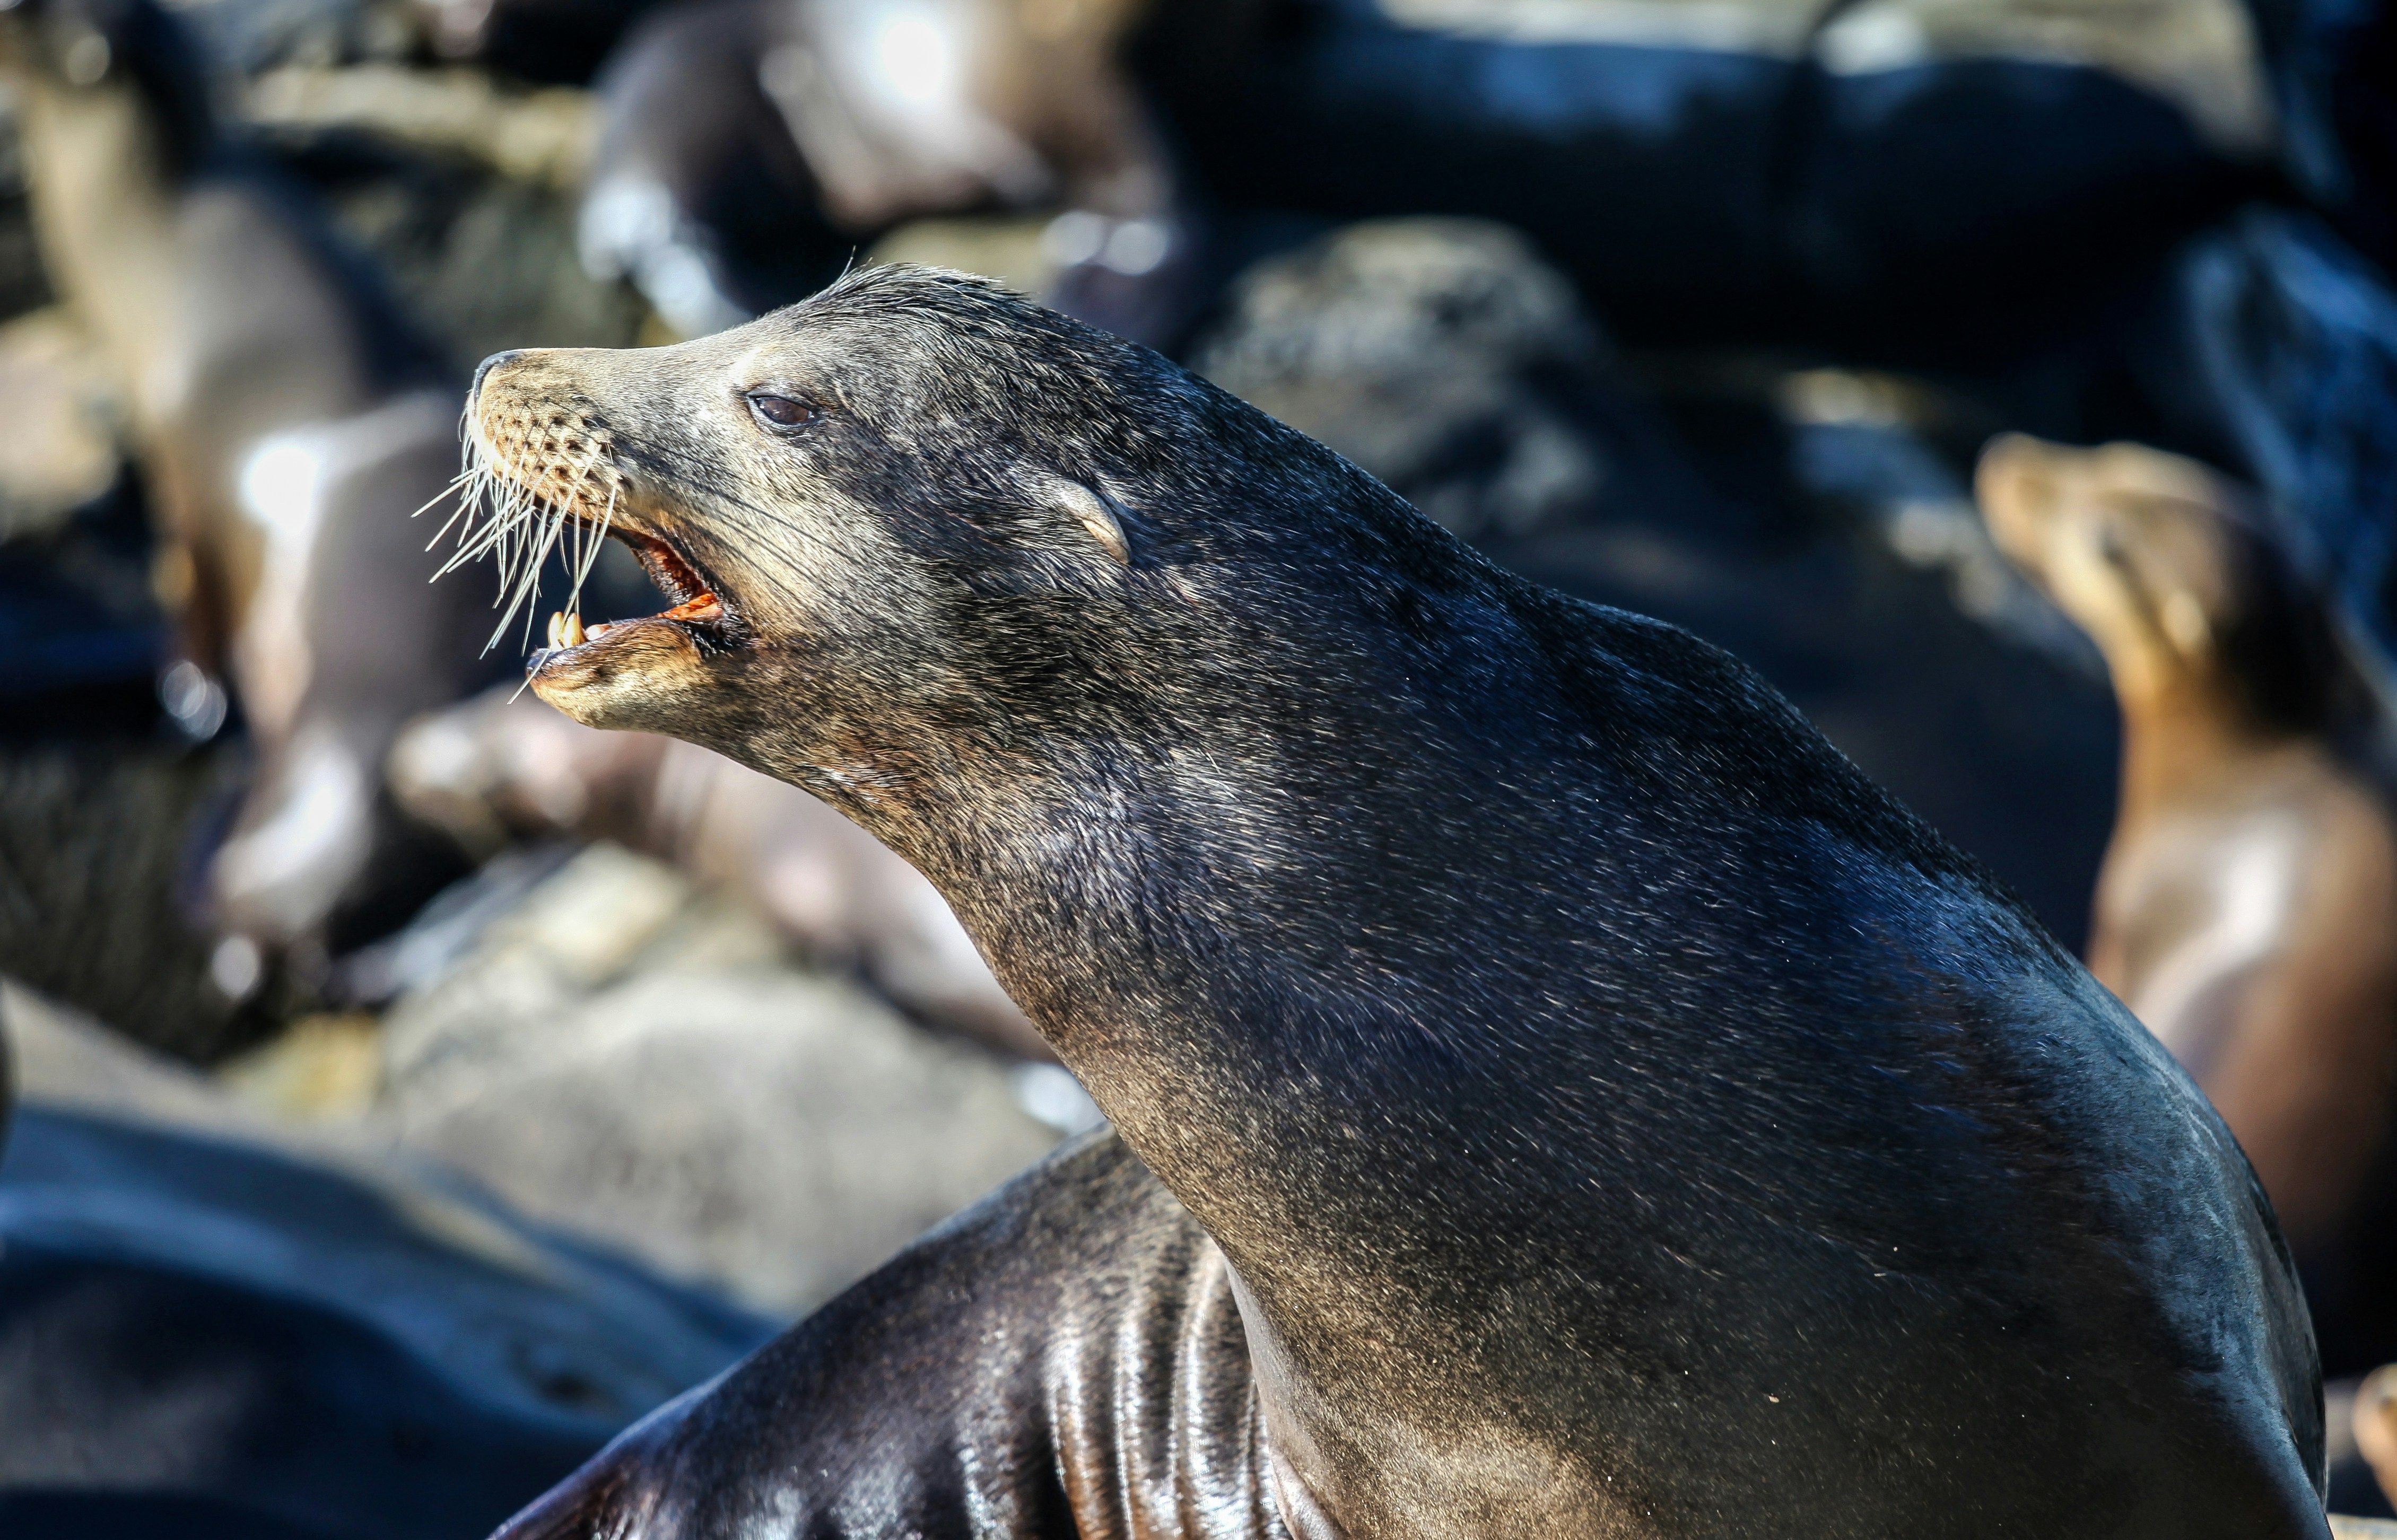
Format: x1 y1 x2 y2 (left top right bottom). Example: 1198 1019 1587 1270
563 613 586 648
546 611 564 649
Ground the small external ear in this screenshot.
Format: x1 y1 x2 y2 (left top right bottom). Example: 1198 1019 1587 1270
1019 469 1130 566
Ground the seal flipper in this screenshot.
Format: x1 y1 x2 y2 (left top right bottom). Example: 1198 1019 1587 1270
491 1131 1289 1540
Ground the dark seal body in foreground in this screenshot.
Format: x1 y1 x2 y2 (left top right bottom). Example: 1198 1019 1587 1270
464 266 2325 1538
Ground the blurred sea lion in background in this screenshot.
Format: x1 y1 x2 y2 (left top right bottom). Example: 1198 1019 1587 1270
579 0 2256 358
580 0 1191 343
1145 0 2255 356
387 687 1047 1056
571 0 836 339
0 0 508 970
1978 431 2397 1376
0 982 769 1540
2351 1360 2397 1515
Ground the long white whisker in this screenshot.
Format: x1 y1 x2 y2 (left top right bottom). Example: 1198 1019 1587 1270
486 495 572 654
410 471 473 523
438 412 632 661
571 482 617 618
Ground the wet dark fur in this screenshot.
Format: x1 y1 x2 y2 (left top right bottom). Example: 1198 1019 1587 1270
499 1133 1282 1540
481 267 2325 1537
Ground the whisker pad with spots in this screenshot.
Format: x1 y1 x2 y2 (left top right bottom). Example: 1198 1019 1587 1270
422 392 626 655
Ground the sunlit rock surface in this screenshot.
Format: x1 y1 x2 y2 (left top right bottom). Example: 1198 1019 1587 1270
369 844 1066 1314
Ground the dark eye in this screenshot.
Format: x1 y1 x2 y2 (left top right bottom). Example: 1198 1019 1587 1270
746 392 818 430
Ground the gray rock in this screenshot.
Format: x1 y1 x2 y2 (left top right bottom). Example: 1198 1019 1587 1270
0 748 263 1065
1196 217 1610 542
376 844 1064 1314
0 979 768 1540
383 687 1048 1054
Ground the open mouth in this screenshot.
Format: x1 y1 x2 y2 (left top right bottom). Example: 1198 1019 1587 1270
534 521 742 661
436 381 745 677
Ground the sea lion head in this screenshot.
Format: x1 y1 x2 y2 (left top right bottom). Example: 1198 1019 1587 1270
464 264 1439 863
1975 432 2339 731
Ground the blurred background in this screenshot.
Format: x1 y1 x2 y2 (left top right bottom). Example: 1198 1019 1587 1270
0 0 2394 1532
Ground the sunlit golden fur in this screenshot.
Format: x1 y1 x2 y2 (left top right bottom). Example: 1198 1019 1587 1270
1979 433 2397 1287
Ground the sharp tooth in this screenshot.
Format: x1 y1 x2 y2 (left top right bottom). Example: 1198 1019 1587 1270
546 611 564 649
564 612 586 648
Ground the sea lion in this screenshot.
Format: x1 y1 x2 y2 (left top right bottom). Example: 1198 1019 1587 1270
579 0 2248 361
2352 1364 2397 1512
1977 432 2397 1375
580 0 1189 343
0 0 507 960
1144 0 2259 354
0 983 768 1540
1188 216 2122 947
465 266 2324 1537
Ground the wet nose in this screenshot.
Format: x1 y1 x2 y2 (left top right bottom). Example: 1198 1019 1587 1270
472 349 524 402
